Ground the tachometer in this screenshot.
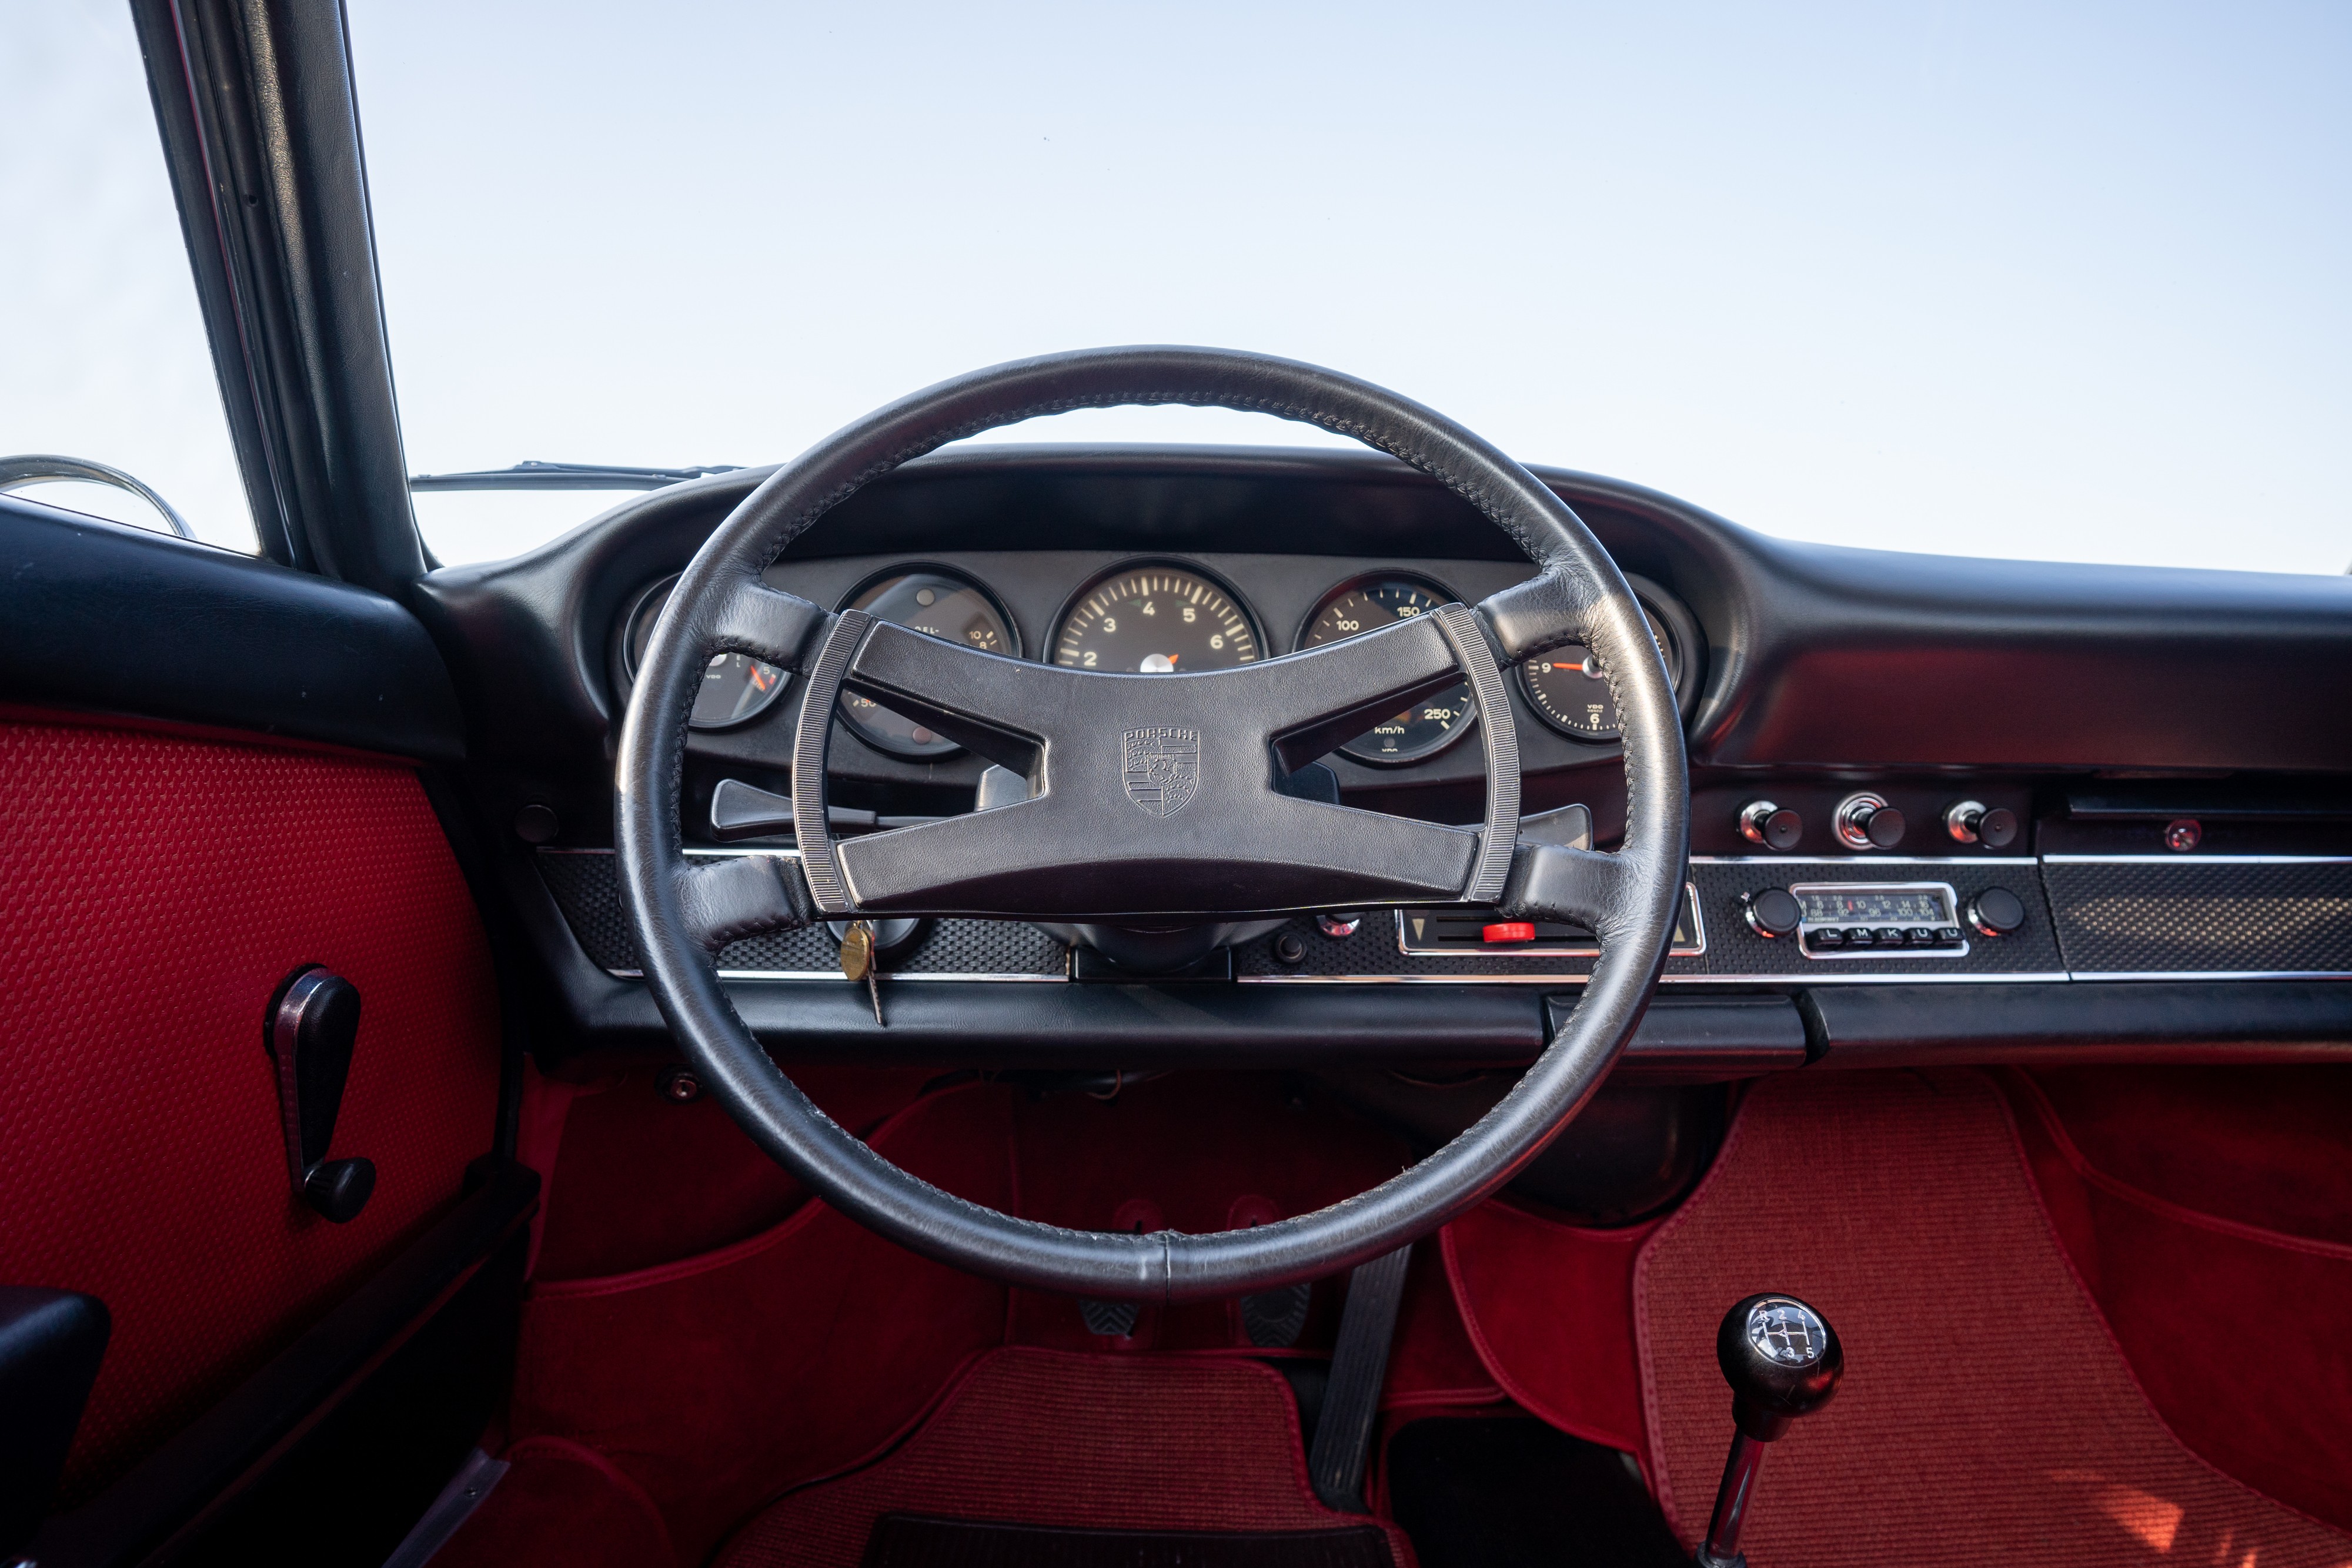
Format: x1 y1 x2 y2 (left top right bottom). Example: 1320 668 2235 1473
1518 603 1681 741
1051 563 1259 673
838 567 1021 758
624 578 789 730
1295 576 1475 764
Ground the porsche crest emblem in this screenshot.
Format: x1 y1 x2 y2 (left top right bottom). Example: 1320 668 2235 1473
1121 727 1200 817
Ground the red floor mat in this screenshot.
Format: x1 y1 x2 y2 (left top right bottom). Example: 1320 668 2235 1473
1635 1070 2352 1568
716 1347 1416 1567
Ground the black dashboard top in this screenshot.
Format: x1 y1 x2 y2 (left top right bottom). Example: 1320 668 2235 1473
415 442 2352 790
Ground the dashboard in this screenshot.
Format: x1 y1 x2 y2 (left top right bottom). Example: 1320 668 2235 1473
412 444 2352 1076
607 547 1703 798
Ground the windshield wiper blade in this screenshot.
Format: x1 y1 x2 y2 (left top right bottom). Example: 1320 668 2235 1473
407 460 745 492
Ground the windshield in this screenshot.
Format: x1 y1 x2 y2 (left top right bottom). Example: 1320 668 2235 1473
346 4 2350 574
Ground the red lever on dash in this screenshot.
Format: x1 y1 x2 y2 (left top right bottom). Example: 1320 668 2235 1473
1482 922 1538 944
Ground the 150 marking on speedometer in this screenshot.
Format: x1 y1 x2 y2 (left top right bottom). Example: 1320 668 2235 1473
1052 567 1261 673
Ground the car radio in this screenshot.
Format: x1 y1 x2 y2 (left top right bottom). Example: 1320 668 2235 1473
1741 881 1981 959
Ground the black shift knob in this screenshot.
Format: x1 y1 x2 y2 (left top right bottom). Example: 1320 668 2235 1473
1718 1293 1842 1442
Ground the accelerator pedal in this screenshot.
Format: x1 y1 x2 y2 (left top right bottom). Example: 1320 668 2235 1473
1307 1246 1412 1514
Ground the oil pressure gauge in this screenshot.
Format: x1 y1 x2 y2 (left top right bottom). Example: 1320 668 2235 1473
1518 601 1682 741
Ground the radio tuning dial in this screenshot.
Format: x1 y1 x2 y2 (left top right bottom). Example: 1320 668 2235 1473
1742 887 1802 939
1739 800 1803 851
1966 888 2027 937
1833 792 1906 851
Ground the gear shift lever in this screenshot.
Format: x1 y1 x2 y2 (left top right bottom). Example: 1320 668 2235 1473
1694 1293 1843 1568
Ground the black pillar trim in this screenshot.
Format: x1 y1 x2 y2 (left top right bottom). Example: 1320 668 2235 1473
129 0 424 591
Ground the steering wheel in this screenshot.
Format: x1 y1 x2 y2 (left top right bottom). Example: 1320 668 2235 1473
614 347 1688 1301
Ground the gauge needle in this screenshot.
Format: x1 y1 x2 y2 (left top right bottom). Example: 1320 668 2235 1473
1140 653 1178 673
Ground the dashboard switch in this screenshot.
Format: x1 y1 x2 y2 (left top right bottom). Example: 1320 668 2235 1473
1944 800 2019 848
1833 793 1906 851
1741 888 1802 939
1482 922 1538 944
1739 800 1804 851
1966 888 2027 937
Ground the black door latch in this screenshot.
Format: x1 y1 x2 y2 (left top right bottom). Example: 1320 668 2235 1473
264 966 376 1223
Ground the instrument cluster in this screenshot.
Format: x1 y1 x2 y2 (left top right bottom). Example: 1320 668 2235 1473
617 554 1698 768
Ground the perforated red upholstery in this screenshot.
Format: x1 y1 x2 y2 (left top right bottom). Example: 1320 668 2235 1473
0 717 503 1501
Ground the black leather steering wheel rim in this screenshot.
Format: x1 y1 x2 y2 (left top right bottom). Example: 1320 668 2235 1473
615 346 1689 1302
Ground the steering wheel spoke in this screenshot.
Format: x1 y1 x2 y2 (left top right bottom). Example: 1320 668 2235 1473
842 617 1065 771
837 793 1479 918
1500 840 1640 937
674 852 815 954
1257 611 1468 770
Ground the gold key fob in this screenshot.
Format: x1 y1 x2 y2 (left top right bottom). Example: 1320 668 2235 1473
839 920 884 1025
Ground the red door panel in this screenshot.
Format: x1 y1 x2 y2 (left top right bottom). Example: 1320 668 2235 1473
0 716 503 1502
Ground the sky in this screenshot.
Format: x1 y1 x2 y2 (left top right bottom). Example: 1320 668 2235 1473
8 2 2349 573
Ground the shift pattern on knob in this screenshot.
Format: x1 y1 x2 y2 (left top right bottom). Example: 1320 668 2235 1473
1747 1298 1830 1367
1718 1290 1843 1433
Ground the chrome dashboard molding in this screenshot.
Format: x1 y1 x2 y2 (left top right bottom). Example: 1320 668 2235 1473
1690 855 2044 866
2042 854 2352 864
1237 969 2076 986
2067 969 2352 982
1393 881 1706 959
605 968 1069 983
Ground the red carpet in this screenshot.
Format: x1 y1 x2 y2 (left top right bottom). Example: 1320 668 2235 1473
1634 1070 2352 1568
716 1347 1415 1567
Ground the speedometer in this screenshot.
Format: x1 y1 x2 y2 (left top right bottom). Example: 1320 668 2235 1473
1295 576 1475 764
1051 563 1260 673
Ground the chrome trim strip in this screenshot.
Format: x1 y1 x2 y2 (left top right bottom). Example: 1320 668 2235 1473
1237 969 2076 986
1394 882 1706 958
2067 969 2352 982
1690 855 2043 866
540 845 804 858
609 968 1065 982
2043 854 2352 865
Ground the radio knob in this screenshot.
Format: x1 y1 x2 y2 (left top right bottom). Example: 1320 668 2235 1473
1834 793 1906 851
1739 800 1804 851
1742 887 1802 939
1966 887 2026 937
1945 800 2019 849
